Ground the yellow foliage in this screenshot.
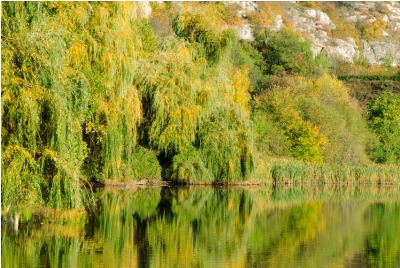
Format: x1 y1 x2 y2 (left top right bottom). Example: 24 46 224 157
232 66 252 115
301 74 350 104
69 41 89 69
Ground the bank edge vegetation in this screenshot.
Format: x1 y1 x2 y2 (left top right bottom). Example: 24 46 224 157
2 2 400 213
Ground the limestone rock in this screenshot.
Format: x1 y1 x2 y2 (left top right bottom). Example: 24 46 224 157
322 39 358 63
235 23 254 41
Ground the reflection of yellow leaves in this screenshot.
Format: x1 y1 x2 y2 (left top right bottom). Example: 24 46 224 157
228 160 235 179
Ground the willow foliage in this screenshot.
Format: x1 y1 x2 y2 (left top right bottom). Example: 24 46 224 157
1 2 149 209
2 2 92 209
172 3 234 64
80 2 145 179
2 1 255 211
136 38 254 181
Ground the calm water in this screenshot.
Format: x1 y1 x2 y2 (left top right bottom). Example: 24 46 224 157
2 186 400 267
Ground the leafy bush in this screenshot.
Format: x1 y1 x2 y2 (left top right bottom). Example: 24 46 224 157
367 90 400 164
232 40 268 94
254 29 314 75
357 17 387 41
254 75 371 165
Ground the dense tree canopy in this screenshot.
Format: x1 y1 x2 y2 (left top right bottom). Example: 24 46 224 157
1 2 255 210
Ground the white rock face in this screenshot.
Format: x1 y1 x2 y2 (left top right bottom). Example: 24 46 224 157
237 1 258 15
322 38 358 63
288 7 344 57
388 21 400 32
385 3 400 19
285 2 400 65
270 15 284 31
234 1 259 41
362 40 400 66
235 23 254 41
305 9 335 28
371 41 399 65
137 1 152 18
362 41 378 65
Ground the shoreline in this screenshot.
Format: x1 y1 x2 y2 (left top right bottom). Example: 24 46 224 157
91 178 400 190
92 179 267 190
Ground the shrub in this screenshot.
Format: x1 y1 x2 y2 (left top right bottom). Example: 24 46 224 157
232 40 268 95
357 17 387 41
254 29 314 75
254 75 371 165
367 90 400 164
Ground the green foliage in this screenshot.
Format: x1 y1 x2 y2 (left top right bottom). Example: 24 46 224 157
232 40 268 94
252 110 290 157
170 147 213 183
131 146 162 180
255 84 327 163
2 2 92 209
172 3 235 64
254 75 371 165
254 29 314 75
367 90 400 164
136 39 254 181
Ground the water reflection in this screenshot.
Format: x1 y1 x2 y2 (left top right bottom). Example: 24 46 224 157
2 186 400 267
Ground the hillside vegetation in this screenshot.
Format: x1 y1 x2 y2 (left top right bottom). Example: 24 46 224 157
2 2 400 213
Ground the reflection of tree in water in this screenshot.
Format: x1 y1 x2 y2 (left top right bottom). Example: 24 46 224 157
132 187 174 267
248 201 325 268
131 187 258 267
362 203 400 268
4 188 400 267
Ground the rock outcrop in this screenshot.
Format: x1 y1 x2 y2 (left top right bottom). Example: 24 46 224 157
231 1 400 66
147 2 400 66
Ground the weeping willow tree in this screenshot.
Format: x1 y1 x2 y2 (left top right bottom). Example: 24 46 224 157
172 2 234 64
136 34 254 181
1 2 93 209
81 1 254 182
1 2 152 209
2 2 255 213
75 2 146 180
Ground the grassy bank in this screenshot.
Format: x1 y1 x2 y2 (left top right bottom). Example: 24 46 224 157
250 156 400 186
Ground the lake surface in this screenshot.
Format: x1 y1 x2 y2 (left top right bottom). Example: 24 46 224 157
2 185 400 267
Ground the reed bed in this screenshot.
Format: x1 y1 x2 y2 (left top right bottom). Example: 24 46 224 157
253 157 400 186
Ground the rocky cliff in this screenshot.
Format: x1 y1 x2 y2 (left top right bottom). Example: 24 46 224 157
145 2 400 66
231 1 400 66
